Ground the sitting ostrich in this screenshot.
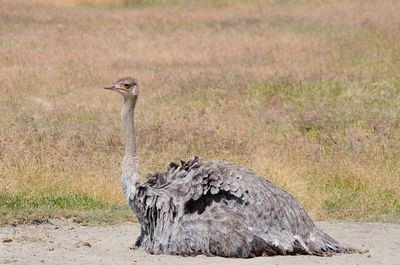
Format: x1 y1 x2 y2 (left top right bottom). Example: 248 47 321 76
104 77 356 258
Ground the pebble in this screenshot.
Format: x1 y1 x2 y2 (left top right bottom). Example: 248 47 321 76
83 242 92 247
2 238 13 243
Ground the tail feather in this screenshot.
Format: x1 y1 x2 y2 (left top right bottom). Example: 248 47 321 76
307 228 366 256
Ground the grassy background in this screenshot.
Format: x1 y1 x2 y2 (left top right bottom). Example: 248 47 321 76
1 0 399 224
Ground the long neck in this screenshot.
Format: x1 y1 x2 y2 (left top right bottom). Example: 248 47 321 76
120 95 141 202
121 96 137 156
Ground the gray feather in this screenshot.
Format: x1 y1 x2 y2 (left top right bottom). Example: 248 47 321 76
130 158 358 258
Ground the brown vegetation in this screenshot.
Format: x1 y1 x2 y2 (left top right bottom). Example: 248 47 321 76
1 0 399 223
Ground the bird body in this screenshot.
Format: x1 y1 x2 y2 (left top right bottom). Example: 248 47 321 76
132 157 351 257
104 77 358 258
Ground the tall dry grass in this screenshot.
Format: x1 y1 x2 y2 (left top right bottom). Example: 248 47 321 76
1 0 399 223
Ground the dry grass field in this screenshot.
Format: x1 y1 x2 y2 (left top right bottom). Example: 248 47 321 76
1 0 399 224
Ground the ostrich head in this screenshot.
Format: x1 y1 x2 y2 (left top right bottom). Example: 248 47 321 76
104 77 138 98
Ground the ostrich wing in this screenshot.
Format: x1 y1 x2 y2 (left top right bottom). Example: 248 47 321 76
138 157 352 257
160 157 312 229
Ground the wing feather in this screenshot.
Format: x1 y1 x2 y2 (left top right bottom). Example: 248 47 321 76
134 157 354 257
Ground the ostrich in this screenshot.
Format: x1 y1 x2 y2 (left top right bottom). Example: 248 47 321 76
104 77 357 258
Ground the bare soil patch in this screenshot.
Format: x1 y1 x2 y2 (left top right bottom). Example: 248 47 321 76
1 221 399 265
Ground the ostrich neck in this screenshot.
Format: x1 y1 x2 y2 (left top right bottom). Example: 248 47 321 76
121 96 137 156
120 95 141 202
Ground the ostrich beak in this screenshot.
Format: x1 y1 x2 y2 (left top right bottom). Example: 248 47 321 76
104 85 116 90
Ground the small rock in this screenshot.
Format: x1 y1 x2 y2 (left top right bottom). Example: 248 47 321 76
83 242 91 247
2 238 12 243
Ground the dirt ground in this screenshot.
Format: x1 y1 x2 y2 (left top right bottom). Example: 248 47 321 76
1 220 399 265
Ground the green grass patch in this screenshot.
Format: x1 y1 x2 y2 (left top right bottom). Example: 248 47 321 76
308 175 400 223
0 192 134 225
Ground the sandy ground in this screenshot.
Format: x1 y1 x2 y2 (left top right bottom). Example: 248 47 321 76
0 220 399 265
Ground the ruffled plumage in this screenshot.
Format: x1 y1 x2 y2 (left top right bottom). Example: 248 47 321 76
130 157 356 258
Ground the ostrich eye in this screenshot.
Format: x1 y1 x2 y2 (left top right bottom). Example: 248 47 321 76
124 83 130 87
